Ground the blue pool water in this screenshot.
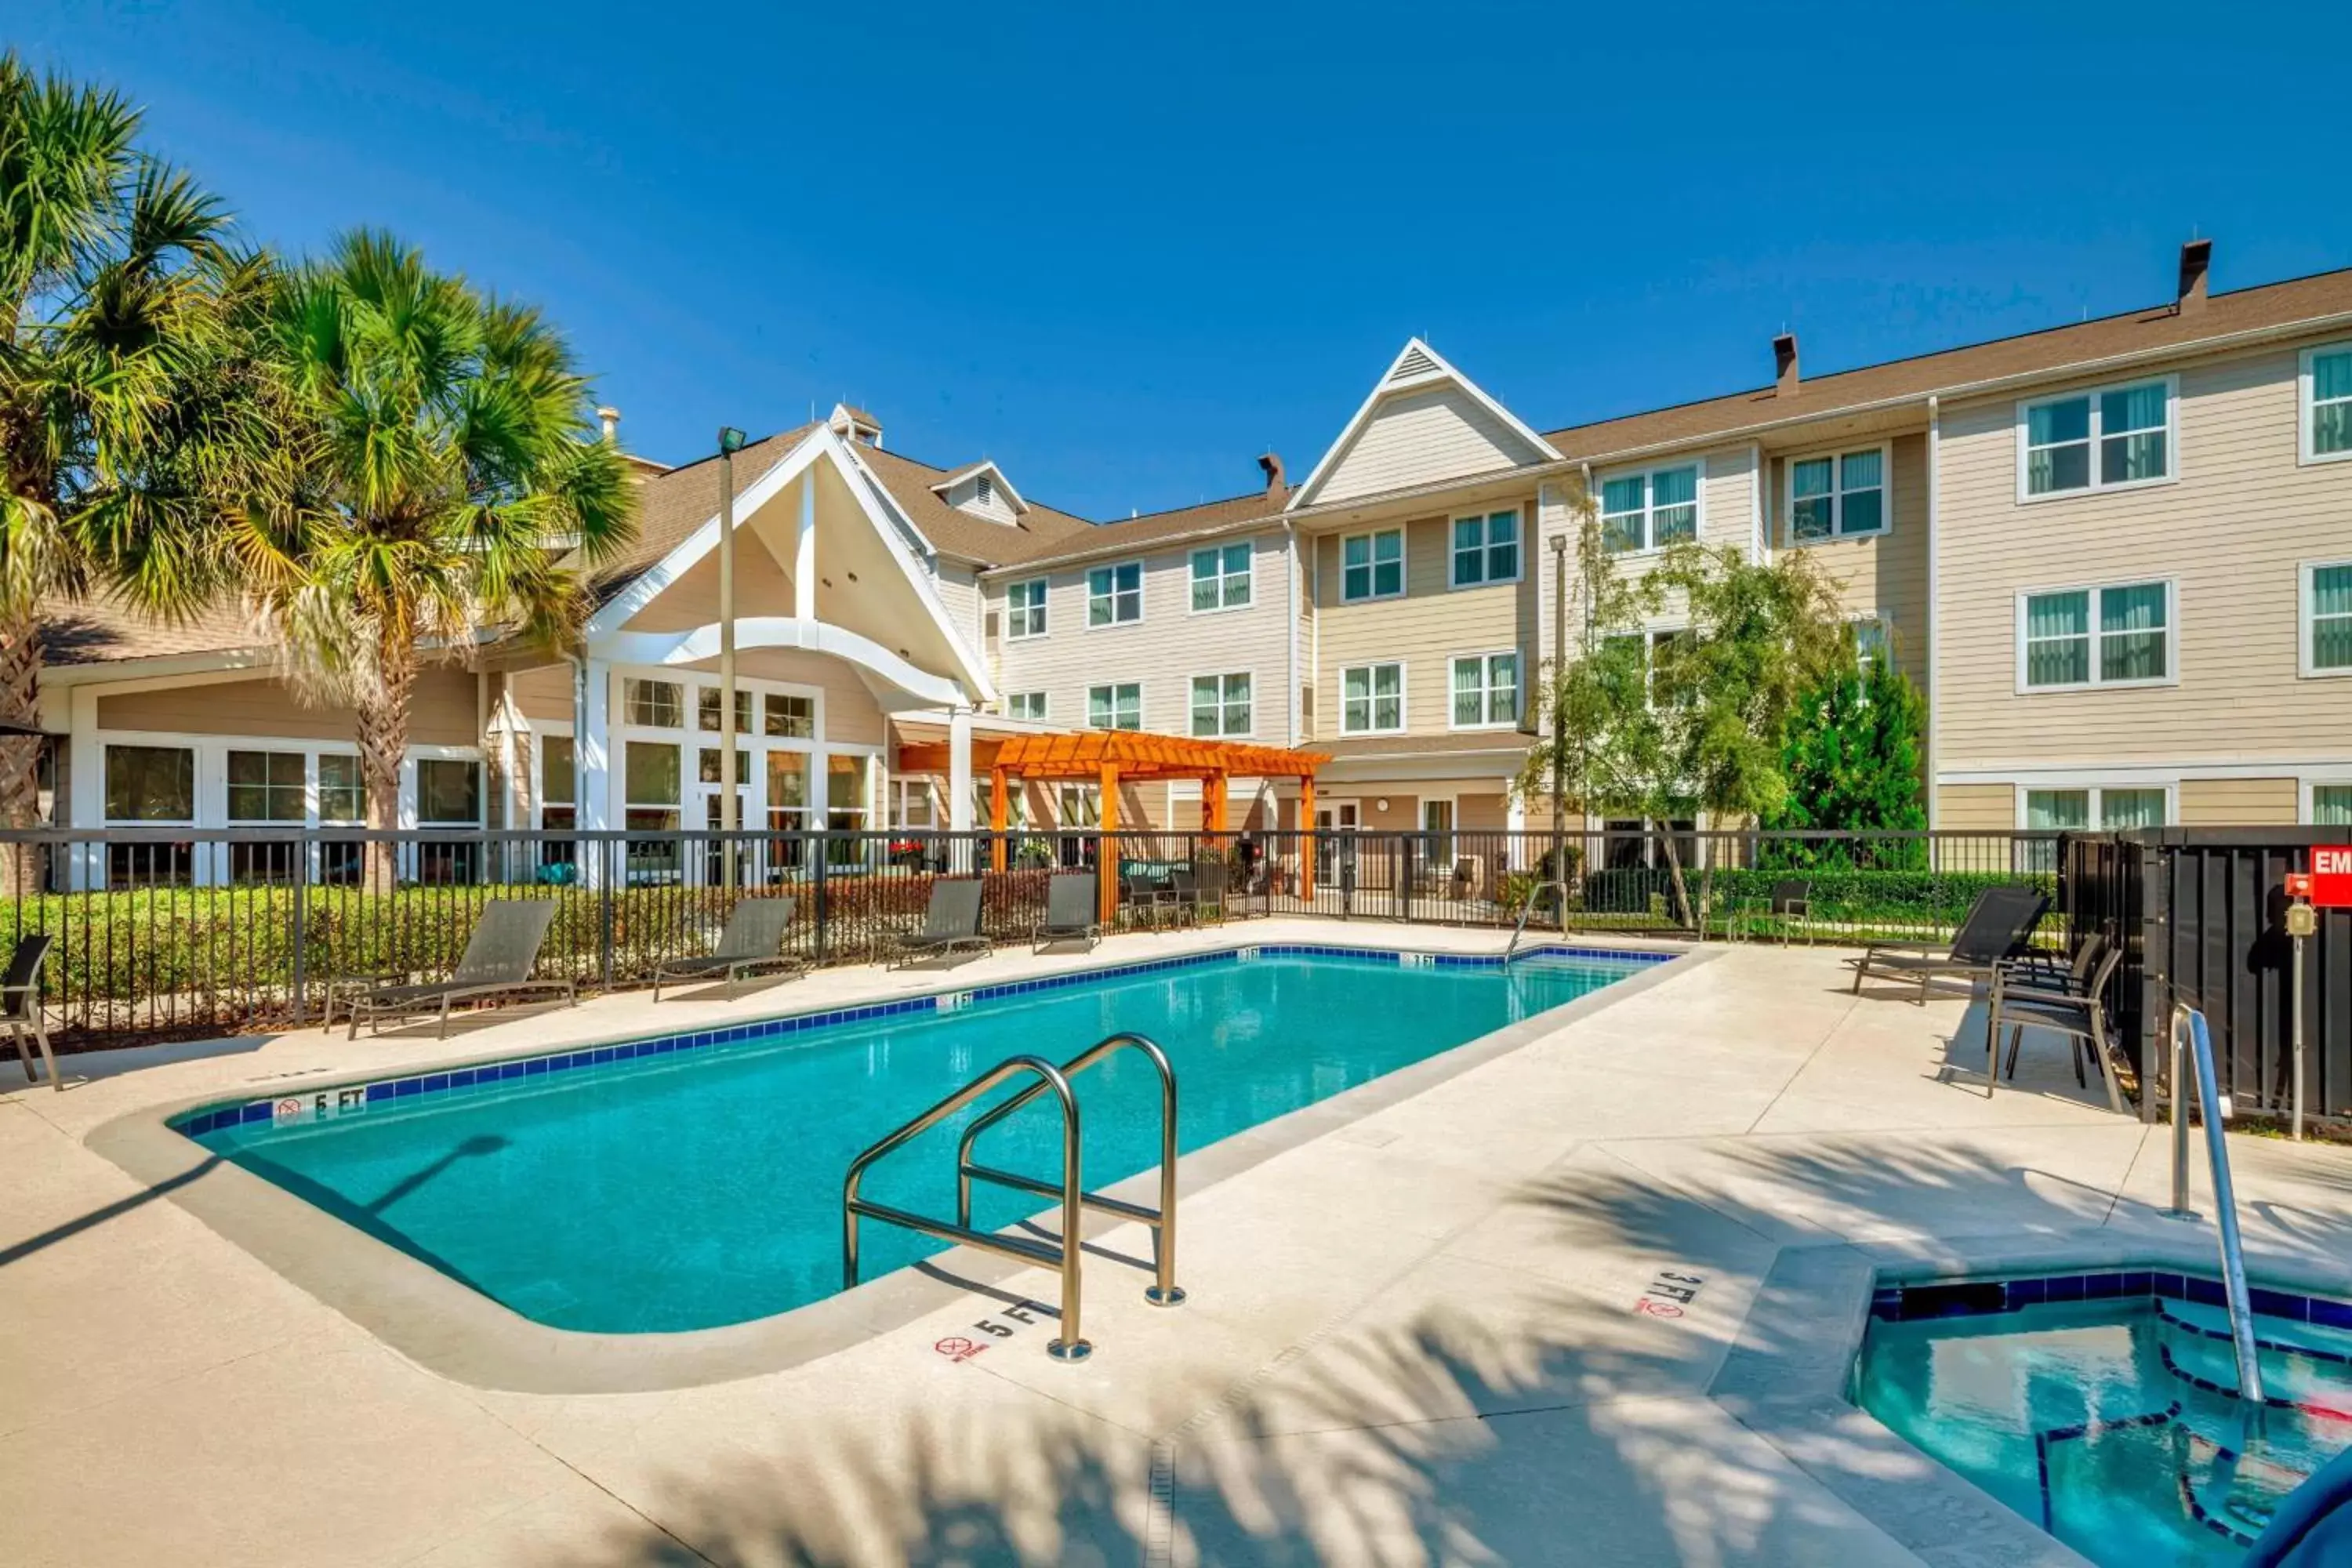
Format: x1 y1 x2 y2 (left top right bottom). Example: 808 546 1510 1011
183 946 1650 1333
1858 1274 2352 1565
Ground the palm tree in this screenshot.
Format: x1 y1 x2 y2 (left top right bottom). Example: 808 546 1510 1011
0 52 284 876
261 231 634 887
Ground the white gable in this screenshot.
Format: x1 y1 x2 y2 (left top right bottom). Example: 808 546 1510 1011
929 460 1025 524
1290 338 1559 509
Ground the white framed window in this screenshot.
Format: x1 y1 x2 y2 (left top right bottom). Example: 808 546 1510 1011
2307 781 2352 826
2302 561 2352 678
103 743 195 824
1340 662 1405 735
1087 561 1142 626
1007 691 1048 720
1788 445 1888 542
2016 376 2175 499
2020 785 2170 832
416 757 483 826
696 685 753 735
536 737 575 829
1007 578 1048 639
1340 528 1403 601
1853 615 1890 676
2016 580 2173 691
622 677 684 728
318 753 366 826
224 750 308 824
1190 543 1252 612
763 692 814 738
2302 343 2352 464
1190 672 1253 737
1087 682 1141 730
1450 510 1520 587
1599 463 1700 554
1602 628 1690 709
1450 652 1519 728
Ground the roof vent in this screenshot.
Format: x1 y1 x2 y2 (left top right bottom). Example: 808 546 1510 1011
596 405 620 442
1773 334 1799 397
1258 452 1286 503
1389 343 1440 383
2177 238 2212 315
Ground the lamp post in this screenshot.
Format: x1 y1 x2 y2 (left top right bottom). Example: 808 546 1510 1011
1549 532 1570 924
717 426 746 890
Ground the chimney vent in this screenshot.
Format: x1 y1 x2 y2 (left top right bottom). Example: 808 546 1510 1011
1773 334 1799 397
2177 238 2212 314
1258 452 1286 503
597 405 620 442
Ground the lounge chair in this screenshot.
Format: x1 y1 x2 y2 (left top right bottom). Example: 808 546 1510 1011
1033 873 1102 951
1986 933 2127 1113
2 934 58 1093
1845 885 2050 1004
330 900 575 1040
652 897 807 1000
890 878 990 968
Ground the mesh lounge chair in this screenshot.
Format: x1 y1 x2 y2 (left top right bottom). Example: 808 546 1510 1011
652 897 807 1000
1033 873 1102 951
1987 933 2127 1113
890 878 990 968
2 934 58 1093
1845 885 2050 1004
330 900 575 1040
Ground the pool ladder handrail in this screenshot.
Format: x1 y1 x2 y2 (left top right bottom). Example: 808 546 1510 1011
1504 879 1563 963
2164 1001 2267 1406
840 1033 1185 1363
956 1030 1185 1308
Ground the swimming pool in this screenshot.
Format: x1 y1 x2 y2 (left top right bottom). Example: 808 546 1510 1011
1858 1271 2352 1564
176 943 1658 1334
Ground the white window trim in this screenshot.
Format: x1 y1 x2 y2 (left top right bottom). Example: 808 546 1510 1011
1188 542 1255 616
1188 668 1257 739
2299 341 2352 467
1086 680 1145 731
1595 460 1707 557
1338 660 1408 736
2013 373 2180 504
1338 528 1406 604
1446 648 1522 731
1005 577 1050 641
2301 771 2352 824
2300 559 2352 681
2013 579 2179 695
1006 691 1049 721
1083 560 1146 630
1446 507 1524 591
1782 441 1892 546
2011 780 2177 832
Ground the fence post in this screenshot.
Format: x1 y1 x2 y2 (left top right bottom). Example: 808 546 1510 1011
2136 840 2168 1125
599 837 616 991
290 851 308 1025
814 833 830 962
1399 833 1414 924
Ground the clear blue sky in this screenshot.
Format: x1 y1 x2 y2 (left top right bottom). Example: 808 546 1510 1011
15 2 2349 521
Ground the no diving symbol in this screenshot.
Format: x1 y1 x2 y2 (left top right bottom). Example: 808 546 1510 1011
934 1336 985 1363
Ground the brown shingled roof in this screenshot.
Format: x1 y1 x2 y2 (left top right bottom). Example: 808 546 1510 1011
851 445 1094 564
982 487 1291 569
1543 265 2352 460
42 593 269 666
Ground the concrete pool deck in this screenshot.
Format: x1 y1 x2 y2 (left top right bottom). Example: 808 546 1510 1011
5 920 2352 1566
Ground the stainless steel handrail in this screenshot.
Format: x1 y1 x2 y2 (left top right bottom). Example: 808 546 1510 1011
2164 1003 2266 1406
956 1031 1186 1308
842 1054 1092 1361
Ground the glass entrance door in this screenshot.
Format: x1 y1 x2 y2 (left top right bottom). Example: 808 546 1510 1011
1316 803 1359 884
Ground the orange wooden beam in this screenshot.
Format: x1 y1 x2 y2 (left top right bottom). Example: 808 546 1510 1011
1097 760 1120 924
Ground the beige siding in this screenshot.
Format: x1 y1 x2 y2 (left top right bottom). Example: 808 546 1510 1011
96 668 478 746
986 529 1292 742
510 664 573 724
2180 776 2299 826
1936 783 2016 830
931 560 984 658
1769 432 1932 685
1311 503 1534 740
1577 445 1759 603
940 474 1021 526
1936 342 2352 770
1316 386 1536 504
621 532 797 631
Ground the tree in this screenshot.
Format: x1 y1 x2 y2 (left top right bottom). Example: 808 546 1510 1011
0 53 282 867
259 231 635 887
1762 638 1929 866
1518 510 1846 926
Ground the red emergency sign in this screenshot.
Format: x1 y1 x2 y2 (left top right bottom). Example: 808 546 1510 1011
2311 847 2352 909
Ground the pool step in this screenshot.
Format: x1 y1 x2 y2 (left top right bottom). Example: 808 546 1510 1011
2157 1298 2352 1421
2037 1403 2318 1552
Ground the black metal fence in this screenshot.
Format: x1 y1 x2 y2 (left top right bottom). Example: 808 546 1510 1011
0 826 2061 1046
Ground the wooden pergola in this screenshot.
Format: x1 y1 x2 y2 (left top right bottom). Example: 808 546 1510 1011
895 730 1329 921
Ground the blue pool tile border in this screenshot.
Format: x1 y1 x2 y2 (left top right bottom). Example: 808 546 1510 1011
1868 1269 2352 1327
169 939 1671 1138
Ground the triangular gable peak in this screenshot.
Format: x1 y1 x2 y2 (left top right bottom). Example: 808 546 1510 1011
1288 337 1560 510
927 459 1028 524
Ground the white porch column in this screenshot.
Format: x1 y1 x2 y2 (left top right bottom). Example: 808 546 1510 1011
794 474 817 622
67 688 102 891
947 705 974 871
575 657 612 889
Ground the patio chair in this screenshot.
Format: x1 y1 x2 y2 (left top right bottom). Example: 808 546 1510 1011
1985 933 2127 1113
1193 857 1229 924
1844 885 2050 1004
1166 866 1200 927
1033 873 1102 951
652 897 807 1000
330 900 575 1040
889 877 990 968
1734 878 1813 944
1120 869 1172 929
2 933 58 1093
